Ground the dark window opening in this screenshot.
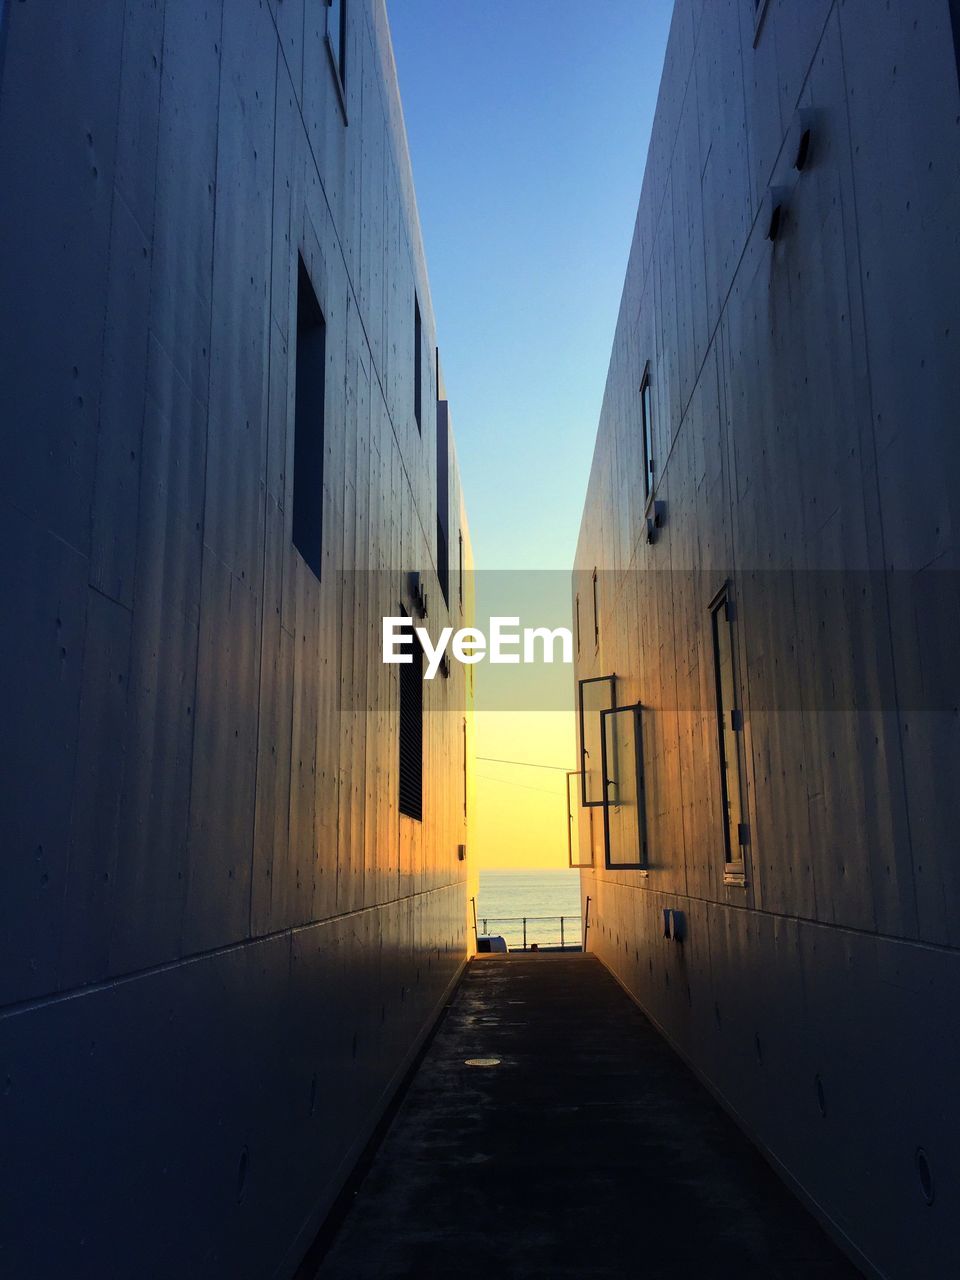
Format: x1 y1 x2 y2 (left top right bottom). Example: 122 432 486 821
710 584 747 874
575 594 581 655
327 0 347 92
293 256 326 580
399 620 423 821
641 366 654 502
592 569 600 648
414 295 422 433
436 400 450 606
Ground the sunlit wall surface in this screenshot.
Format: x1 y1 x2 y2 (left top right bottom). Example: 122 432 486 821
573 2 960 1275
0 2 471 1274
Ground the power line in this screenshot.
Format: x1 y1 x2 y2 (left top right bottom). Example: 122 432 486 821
475 773 564 798
475 755 571 772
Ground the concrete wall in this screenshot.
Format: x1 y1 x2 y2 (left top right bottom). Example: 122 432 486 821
573 1 960 1274
0 2 472 1275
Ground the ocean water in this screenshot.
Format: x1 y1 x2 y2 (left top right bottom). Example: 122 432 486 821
476 868 583 950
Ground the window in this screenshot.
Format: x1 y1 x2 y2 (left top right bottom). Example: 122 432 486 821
640 365 654 503
566 770 595 868
414 294 422 433
292 256 326 580
600 704 648 870
575 594 581 655
326 0 347 94
710 584 747 878
436 400 449 605
399 617 423 821
949 0 960 97
592 569 600 648
458 530 464 613
578 674 616 807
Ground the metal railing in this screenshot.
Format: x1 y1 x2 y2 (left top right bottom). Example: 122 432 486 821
477 914 582 952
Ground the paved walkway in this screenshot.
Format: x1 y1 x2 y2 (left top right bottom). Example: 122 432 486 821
311 954 860 1279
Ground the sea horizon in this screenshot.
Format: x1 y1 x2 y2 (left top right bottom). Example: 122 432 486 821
476 867 582 949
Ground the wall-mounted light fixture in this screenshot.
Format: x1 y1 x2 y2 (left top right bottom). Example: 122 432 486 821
670 909 686 942
646 501 667 544
662 907 686 943
408 571 428 618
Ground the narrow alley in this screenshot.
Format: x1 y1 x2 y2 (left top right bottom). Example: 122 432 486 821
2 1 958 1275
310 956 859 1279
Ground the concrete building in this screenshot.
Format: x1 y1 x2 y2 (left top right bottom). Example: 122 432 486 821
0 1 473 1275
573 1 960 1275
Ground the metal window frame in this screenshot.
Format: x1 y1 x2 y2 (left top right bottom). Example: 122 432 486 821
578 674 616 808
600 703 648 870
414 293 422 432
640 363 655 507
436 400 450 605
463 527 471 611
566 770 595 868
709 582 747 881
324 0 348 121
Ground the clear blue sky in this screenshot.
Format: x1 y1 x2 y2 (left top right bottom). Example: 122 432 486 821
388 0 674 571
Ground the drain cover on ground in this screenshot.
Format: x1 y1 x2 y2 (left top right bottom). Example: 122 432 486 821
464 1057 501 1067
